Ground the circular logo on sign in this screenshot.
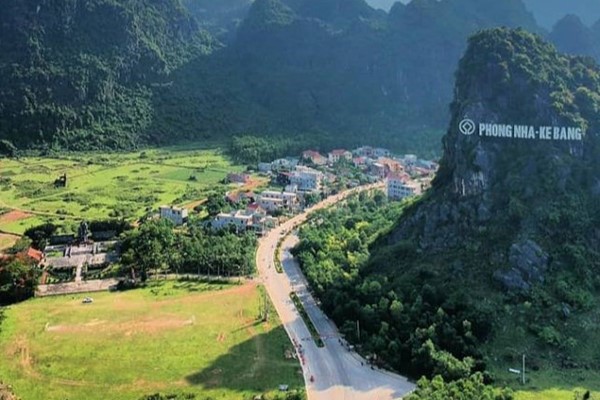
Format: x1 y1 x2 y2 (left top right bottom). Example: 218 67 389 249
459 119 476 136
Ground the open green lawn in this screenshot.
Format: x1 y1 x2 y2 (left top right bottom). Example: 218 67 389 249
485 307 600 400
0 280 303 400
516 388 600 400
493 364 600 400
0 146 247 234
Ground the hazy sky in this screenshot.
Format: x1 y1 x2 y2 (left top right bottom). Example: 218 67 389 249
364 0 407 12
364 0 600 29
521 0 600 29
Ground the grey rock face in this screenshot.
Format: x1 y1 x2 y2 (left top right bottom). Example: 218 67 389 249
494 239 549 292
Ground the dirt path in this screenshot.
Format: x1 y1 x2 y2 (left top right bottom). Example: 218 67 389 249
0 204 79 222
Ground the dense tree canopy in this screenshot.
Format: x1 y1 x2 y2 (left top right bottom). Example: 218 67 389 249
120 219 256 279
406 373 514 400
0 254 40 305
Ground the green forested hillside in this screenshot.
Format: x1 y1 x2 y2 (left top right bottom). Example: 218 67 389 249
161 0 538 153
0 0 542 155
294 28 600 395
0 0 214 151
181 0 251 40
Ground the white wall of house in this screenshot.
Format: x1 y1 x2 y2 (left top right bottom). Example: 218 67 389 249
160 206 189 226
212 211 252 230
290 166 323 192
387 179 421 200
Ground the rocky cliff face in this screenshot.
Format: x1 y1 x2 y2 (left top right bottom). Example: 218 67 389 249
388 28 600 292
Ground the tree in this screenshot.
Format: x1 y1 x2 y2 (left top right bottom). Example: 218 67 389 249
120 219 175 280
406 373 513 400
0 140 18 157
205 193 228 217
0 256 40 305
24 223 57 250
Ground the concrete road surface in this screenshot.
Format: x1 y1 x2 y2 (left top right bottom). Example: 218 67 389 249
256 184 415 400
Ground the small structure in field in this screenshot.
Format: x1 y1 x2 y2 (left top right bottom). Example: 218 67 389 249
54 173 67 188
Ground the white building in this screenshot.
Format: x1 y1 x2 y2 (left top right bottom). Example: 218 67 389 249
212 211 252 231
212 210 276 234
387 175 422 200
290 166 323 192
257 190 299 212
159 206 189 226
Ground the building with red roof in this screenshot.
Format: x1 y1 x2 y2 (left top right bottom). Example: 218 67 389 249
301 150 327 166
328 149 352 164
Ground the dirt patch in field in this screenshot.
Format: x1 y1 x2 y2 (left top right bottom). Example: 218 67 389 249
0 233 19 251
46 317 195 336
0 210 31 224
0 382 18 400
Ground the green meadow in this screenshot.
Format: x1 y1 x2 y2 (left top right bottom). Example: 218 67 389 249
0 146 247 234
0 280 304 400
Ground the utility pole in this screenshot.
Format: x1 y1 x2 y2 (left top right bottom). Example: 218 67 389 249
522 354 526 385
356 320 360 341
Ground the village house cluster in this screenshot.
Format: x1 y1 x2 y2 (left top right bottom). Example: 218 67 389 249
155 146 437 235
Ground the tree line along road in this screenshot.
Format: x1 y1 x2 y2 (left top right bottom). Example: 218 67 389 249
255 183 415 400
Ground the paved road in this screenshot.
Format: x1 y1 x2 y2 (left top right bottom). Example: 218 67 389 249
256 184 415 400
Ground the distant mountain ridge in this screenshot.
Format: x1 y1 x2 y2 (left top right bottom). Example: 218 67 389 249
549 14 600 61
152 0 540 154
1 0 592 155
522 0 600 29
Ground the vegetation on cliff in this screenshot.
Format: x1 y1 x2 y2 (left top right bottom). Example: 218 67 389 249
0 0 215 151
294 28 600 395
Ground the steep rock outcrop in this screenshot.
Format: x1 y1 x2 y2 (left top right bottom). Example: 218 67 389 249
388 29 600 294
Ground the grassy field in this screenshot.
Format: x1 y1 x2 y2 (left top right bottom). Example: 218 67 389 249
0 146 249 235
485 312 600 400
493 364 600 400
0 280 303 400
0 233 19 251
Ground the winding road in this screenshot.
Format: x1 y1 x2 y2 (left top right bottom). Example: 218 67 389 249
255 184 415 399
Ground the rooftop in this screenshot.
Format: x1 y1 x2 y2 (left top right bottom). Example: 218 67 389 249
330 149 349 155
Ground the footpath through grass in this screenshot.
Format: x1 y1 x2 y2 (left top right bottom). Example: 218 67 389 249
0 280 303 400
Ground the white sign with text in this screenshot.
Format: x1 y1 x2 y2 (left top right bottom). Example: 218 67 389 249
459 119 585 141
